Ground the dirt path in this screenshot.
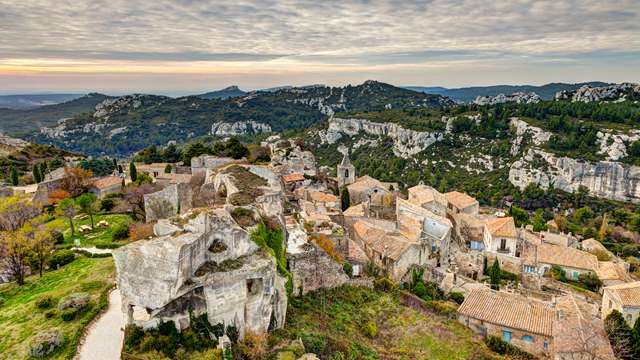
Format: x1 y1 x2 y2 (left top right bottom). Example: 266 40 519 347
76 288 125 360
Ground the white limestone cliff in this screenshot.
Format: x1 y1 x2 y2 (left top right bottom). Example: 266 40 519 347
211 121 272 136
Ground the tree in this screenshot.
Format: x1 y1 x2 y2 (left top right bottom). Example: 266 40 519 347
0 196 42 231
0 230 30 285
76 193 99 229
61 167 92 196
164 164 172 173
24 220 54 278
632 317 640 358
129 162 138 182
604 310 634 359
489 259 501 290
47 189 71 205
123 184 161 220
532 209 547 232
32 164 42 183
598 213 609 241
56 198 77 236
10 165 18 186
509 205 529 227
340 187 350 211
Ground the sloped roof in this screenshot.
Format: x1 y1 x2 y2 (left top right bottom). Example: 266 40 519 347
485 217 517 238
408 185 447 207
596 261 628 282
91 176 121 190
282 173 305 183
306 190 338 204
339 153 353 167
536 243 599 272
458 289 554 336
445 191 478 210
347 175 387 192
352 220 417 261
604 281 640 307
343 203 365 217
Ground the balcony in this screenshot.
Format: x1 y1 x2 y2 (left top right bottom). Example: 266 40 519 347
496 247 511 254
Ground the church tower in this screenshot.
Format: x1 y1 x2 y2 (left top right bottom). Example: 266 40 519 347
337 151 356 187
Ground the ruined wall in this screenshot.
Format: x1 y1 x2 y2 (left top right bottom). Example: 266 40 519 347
289 242 349 296
144 183 193 222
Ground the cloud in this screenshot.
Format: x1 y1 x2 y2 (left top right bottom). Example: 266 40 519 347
0 0 638 90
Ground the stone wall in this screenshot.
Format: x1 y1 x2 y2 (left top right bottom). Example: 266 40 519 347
144 183 193 222
288 242 349 296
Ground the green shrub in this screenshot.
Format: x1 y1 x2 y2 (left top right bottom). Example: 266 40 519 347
362 320 378 338
578 272 603 292
60 307 80 321
100 198 115 212
36 296 54 309
226 324 239 344
112 223 130 240
48 250 76 269
485 336 536 359
300 331 327 354
140 333 176 357
448 292 465 304
342 262 353 277
0 296 4 308
44 310 57 319
52 230 64 245
428 301 458 317
373 277 396 292
123 325 145 351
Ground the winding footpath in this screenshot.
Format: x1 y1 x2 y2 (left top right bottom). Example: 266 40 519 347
76 288 125 360
75 246 125 360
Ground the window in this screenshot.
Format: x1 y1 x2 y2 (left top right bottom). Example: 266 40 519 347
344 169 349 178
609 300 612 308
502 330 512 343
627 314 632 322
572 271 579 280
522 335 534 343
524 265 536 273
543 340 548 350
470 241 484 250
500 238 507 249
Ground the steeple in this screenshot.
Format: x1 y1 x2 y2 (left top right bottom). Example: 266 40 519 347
337 149 356 187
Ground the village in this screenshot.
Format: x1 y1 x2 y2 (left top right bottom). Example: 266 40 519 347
2 134 640 360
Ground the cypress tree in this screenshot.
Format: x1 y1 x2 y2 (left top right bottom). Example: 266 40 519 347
10 165 19 186
340 187 350 211
489 259 501 290
129 162 137 182
32 164 42 183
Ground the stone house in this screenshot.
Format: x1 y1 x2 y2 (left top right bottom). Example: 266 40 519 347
458 289 554 357
396 197 452 265
533 243 599 281
483 217 518 257
596 261 630 287
282 173 306 192
190 155 235 175
453 212 487 251
407 184 448 217
288 242 349 296
88 176 122 198
445 191 479 215
352 219 428 281
346 175 396 207
538 231 577 248
601 281 640 326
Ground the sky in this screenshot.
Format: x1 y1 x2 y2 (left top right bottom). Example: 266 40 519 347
1 0 639 95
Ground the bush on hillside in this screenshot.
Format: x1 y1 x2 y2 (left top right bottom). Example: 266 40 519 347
48 250 76 269
112 223 130 240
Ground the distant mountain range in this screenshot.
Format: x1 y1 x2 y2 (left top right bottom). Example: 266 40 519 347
0 93 111 136
0 93 83 109
404 82 610 102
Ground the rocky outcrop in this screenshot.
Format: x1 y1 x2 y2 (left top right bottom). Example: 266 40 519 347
474 92 541 105
144 183 194 222
318 117 442 158
597 130 640 161
94 95 146 118
0 133 29 155
509 118 553 155
211 121 272 136
288 242 349 296
113 208 288 335
555 83 640 102
509 148 640 203
266 137 317 176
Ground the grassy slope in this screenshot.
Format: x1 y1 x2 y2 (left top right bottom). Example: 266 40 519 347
60 213 132 248
270 286 494 360
0 257 116 359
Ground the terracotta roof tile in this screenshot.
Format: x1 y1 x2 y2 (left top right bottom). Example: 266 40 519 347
485 217 517 238
445 191 478 210
458 289 554 336
604 281 640 307
536 243 598 272
282 173 305 183
91 176 121 190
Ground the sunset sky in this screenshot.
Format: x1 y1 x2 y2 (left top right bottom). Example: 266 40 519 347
1 0 639 95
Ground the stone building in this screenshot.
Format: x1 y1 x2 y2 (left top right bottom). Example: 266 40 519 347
444 191 479 215
288 242 349 296
337 152 355 187
87 176 122 198
396 198 452 265
407 184 448 217
458 289 555 357
533 243 599 281
143 183 193 222
601 281 640 326
114 208 288 337
483 217 518 257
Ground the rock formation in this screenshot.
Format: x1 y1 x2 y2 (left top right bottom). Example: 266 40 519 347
114 208 288 335
211 121 272 136
555 83 640 102
474 92 541 105
318 117 442 158
509 148 640 203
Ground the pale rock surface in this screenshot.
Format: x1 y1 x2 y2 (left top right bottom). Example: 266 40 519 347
211 121 272 136
474 92 541 105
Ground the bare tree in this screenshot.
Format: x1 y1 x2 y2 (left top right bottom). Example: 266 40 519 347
0 196 41 231
0 230 30 285
123 183 161 220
